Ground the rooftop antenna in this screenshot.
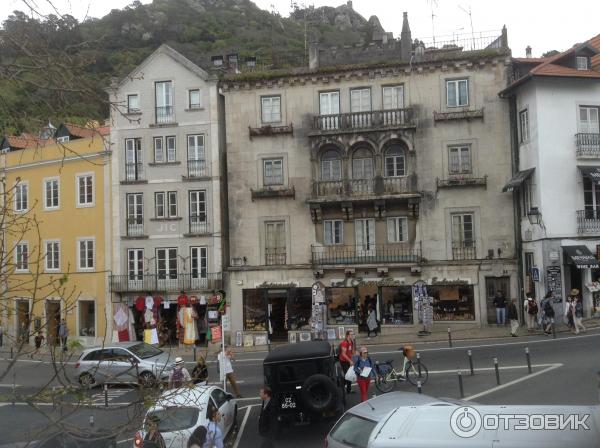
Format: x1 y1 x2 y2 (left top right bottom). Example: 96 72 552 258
428 0 438 46
458 4 475 50
291 0 314 65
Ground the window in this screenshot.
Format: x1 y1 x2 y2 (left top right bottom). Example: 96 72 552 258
352 148 374 179
45 241 60 271
261 96 281 123
15 182 28 212
156 248 177 279
319 91 340 129
188 89 201 109
126 193 144 236
350 88 371 112
155 81 173 124
519 109 530 143
355 219 376 252
166 136 176 163
383 85 404 110
324 220 343 245
189 190 207 234
522 180 533 215
77 174 94 206
15 242 28 271
429 284 475 321
265 221 286 265
446 79 469 107
451 213 475 260
153 137 164 163
387 217 408 243
155 192 165 218
187 134 206 177
125 138 143 181
127 94 140 113
448 146 472 174
579 106 600 134
128 249 144 281
79 301 95 337
524 252 536 297
78 239 95 271
263 158 284 186
577 56 589 71
321 150 342 181
190 246 208 281
384 145 405 177
44 178 59 210
56 135 69 143
168 191 178 217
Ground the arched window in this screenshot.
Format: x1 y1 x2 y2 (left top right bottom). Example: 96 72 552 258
384 145 406 177
321 149 342 181
351 147 374 179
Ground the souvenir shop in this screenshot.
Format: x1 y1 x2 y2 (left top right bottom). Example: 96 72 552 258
112 292 224 346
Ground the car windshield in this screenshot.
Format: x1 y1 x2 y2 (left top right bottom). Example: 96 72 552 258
146 407 200 432
329 413 377 448
128 343 163 359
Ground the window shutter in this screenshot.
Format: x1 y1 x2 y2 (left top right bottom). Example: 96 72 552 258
367 219 376 249
355 220 364 249
324 221 332 245
387 219 395 242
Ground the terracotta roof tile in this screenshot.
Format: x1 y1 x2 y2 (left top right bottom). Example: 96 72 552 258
533 63 600 78
6 136 48 150
63 123 110 139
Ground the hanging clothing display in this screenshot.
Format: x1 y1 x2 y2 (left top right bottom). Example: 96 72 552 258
135 296 145 312
183 307 197 345
113 304 130 342
144 328 159 344
145 294 154 310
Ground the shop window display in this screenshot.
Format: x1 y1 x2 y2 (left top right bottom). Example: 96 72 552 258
429 284 475 321
327 287 357 325
381 286 413 325
243 289 267 331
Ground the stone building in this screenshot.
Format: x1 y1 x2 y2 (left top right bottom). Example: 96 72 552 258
222 15 518 345
107 45 227 344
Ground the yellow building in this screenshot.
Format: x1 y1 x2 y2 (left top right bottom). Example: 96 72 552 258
1 123 112 347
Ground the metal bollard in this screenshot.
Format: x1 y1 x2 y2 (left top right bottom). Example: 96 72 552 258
52 386 56 409
448 328 453 348
416 352 422 377
468 350 474 376
417 381 422 394
458 369 464 398
193 346 197 362
493 357 500 385
104 384 109 408
525 347 532 374
10 346 13 360
89 415 94 428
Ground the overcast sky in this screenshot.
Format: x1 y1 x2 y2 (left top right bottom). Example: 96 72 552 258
3 0 599 58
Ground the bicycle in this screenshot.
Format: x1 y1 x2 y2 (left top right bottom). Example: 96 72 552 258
374 346 429 393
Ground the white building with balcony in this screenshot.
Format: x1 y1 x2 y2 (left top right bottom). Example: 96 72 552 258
501 35 600 318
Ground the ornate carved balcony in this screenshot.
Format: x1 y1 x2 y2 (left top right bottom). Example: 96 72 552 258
312 244 421 267
310 108 415 136
575 133 600 158
310 175 418 203
109 273 222 293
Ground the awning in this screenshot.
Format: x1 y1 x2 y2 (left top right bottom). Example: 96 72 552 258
564 245 600 269
502 168 535 192
578 166 600 185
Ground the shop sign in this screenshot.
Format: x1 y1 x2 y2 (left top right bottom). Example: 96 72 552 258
255 281 300 288
546 266 563 303
330 277 406 288
312 282 325 303
211 325 222 341
222 314 231 331
430 278 470 285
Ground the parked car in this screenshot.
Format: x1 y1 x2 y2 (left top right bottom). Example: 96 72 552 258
326 391 600 448
74 342 174 388
35 431 117 447
133 385 238 447
263 340 345 427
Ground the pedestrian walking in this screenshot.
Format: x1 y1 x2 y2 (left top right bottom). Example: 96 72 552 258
540 292 555 334
258 385 275 448
508 298 519 337
203 408 224 448
493 291 507 325
524 294 538 331
58 319 68 352
187 426 207 448
218 346 242 398
191 355 208 385
574 296 586 334
338 330 355 394
565 291 577 332
366 305 378 339
143 415 166 448
169 357 191 389
353 346 375 402
31 331 45 358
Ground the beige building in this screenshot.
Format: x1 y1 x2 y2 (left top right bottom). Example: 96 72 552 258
222 17 518 344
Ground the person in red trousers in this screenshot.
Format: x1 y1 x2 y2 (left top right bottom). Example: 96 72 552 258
353 346 375 402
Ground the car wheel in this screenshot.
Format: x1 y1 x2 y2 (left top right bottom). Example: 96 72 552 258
300 374 338 414
79 372 95 389
139 371 156 388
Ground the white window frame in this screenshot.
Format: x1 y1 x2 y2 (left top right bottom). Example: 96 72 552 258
156 247 178 279
578 106 600 134
15 242 29 272
155 192 165 218
77 238 95 271
576 56 589 71
77 299 96 338
451 213 475 246
127 94 140 113
261 95 282 124
448 145 472 175
263 158 284 186
76 173 94 208
45 240 60 272
387 217 408 243
522 180 533 215
166 136 176 163
188 89 201 109
350 88 372 113
324 220 343 245
167 191 178 218
189 190 207 222
519 109 530 143
128 249 144 281
446 78 469 107
383 85 405 110
14 181 28 212
190 246 208 279
384 150 405 177
153 137 164 163
43 177 60 210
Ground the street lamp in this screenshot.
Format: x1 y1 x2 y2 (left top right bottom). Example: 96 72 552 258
527 207 542 225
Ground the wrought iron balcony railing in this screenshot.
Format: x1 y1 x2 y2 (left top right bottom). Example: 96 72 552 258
187 159 209 178
575 133 600 158
313 108 415 132
155 106 175 125
126 217 145 237
577 209 600 233
188 215 210 235
312 175 417 199
311 244 421 266
109 273 222 293
265 247 287 266
124 163 144 182
451 241 477 260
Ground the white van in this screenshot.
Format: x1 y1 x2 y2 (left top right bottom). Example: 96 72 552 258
326 392 600 448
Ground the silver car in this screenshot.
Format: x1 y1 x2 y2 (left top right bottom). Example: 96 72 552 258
74 342 174 388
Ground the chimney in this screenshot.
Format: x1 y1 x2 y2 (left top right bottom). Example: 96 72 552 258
347 1 353 9
309 41 320 70
526 46 532 58
400 12 412 61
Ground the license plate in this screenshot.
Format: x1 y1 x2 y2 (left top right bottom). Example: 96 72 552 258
281 395 297 409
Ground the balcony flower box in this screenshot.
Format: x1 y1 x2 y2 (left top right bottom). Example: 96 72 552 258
249 124 294 139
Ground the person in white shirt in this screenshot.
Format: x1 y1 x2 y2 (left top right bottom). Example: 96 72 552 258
218 346 241 398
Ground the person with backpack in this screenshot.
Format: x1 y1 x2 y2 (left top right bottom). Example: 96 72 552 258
339 329 355 394
573 295 586 334
169 357 191 389
540 292 555 335
493 291 507 326
524 294 538 331
353 346 375 402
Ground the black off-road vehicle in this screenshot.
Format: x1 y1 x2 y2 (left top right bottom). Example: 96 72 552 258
263 340 346 425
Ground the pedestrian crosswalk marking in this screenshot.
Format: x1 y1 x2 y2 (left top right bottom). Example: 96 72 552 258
90 388 130 404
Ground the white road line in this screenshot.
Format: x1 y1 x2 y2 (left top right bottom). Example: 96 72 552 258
232 405 258 448
116 437 133 445
235 397 261 402
0 384 22 388
428 363 556 375
464 363 563 401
